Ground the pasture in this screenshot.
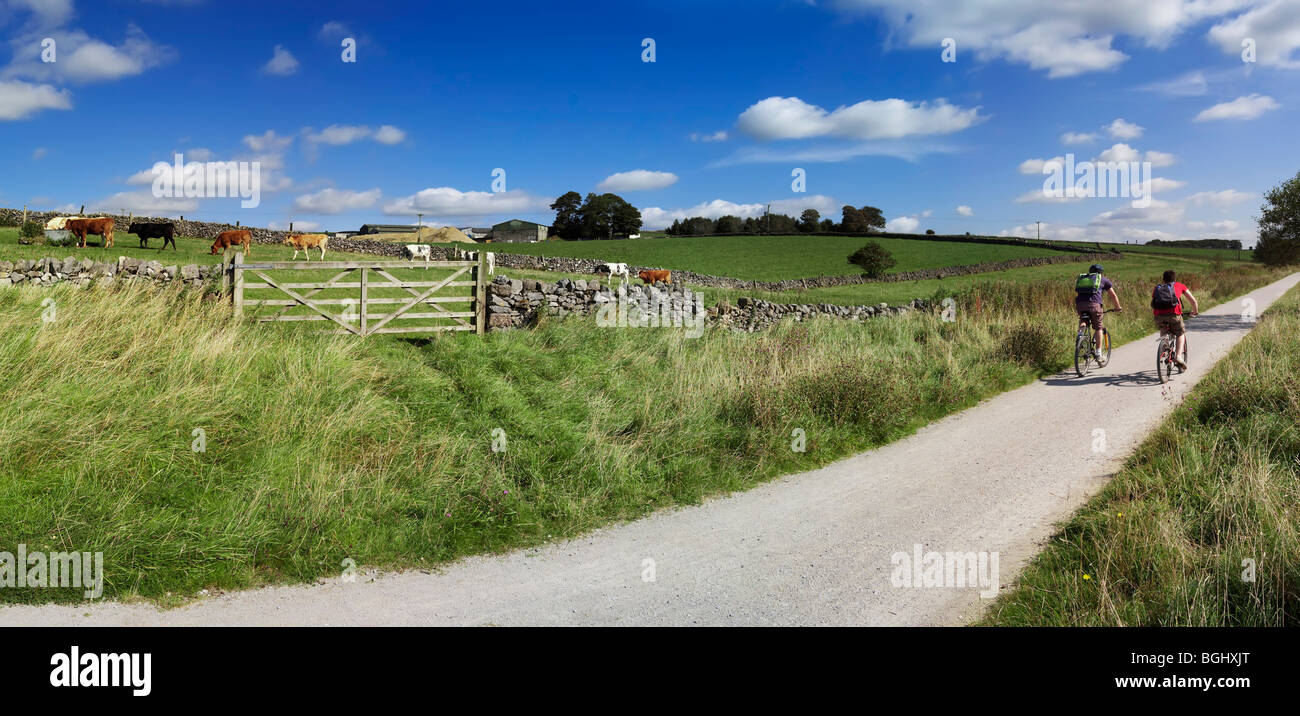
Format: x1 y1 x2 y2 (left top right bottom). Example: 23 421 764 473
0 257 1287 605
0 226 379 265
494 234 1065 281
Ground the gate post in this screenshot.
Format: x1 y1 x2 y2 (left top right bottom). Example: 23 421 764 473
475 250 487 335
232 251 244 317
360 266 369 335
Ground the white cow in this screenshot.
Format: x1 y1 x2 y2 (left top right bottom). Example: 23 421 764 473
596 262 630 282
405 244 433 264
464 251 495 276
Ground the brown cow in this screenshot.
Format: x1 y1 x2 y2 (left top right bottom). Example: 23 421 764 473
638 269 671 286
210 230 252 256
282 233 328 260
65 217 114 248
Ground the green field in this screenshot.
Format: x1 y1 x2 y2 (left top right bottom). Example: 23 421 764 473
983 282 1300 626
1049 239 1248 262
0 226 377 265
0 258 1286 605
496 234 1066 281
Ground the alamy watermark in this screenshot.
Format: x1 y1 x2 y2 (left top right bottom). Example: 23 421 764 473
595 283 706 338
150 152 261 208
1 544 104 599
891 544 1000 598
1042 154 1152 208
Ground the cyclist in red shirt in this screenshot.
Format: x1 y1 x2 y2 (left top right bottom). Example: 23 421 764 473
1151 269 1199 370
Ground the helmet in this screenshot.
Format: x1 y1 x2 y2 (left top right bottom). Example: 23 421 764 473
1089 264 1104 273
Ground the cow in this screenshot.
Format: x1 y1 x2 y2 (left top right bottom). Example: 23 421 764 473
463 250 495 275
405 244 433 263
65 218 114 248
638 269 671 286
128 222 176 250
210 229 252 256
283 233 328 260
595 262 630 282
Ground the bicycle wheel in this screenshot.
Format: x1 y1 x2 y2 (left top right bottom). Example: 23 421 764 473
1156 337 1171 383
1075 333 1091 377
1098 328 1112 367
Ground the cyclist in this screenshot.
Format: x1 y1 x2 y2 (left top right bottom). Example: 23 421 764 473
1151 269 1198 370
1074 263 1122 362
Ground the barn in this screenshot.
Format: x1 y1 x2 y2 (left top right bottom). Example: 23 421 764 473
490 219 549 243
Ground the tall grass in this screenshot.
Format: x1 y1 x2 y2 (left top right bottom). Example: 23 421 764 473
0 262 1289 604
981 284 1300 625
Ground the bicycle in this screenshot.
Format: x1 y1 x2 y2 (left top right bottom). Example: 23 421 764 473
1156 313 1194 384
1075 308 1118 377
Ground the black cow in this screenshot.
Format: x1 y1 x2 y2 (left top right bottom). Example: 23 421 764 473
127 222 176 250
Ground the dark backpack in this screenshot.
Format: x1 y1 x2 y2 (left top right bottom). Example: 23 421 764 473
1075 273 1104 294
1151 282 1178 309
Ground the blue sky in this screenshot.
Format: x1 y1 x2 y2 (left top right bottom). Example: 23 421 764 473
1 0 1297 245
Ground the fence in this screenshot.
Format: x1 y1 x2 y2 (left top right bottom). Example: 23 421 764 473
223 252 488 336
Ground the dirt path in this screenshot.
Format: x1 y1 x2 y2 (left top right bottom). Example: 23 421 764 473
5 273 1297 626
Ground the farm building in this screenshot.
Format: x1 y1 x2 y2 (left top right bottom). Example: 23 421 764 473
359 224 421 235
490 219 549 243
458 227 492 240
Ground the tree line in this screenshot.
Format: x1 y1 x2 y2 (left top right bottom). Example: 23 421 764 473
549 191 643 240
664 205 889 236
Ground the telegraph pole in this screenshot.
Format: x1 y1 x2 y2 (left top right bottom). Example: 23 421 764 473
1036 221 1041 241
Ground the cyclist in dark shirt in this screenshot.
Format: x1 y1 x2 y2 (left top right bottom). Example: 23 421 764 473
1074 263 1123 361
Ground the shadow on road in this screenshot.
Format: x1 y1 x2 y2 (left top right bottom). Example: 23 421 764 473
1181 313 1253 334
1041 369 1159 388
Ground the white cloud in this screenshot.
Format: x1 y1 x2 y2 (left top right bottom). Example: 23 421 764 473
1091 199 1185 225
1208 1 1300 69
262 45 299 76
736 96 982 140
184 148 214 162
1098 143 1141 163
1106 118 1144 140
1145 150 1176 168
596 170 679 192
305 124 371 146
1194 94 1280 121
956 205 973 216
0 78 71 119
373 125 406 145
690 130 728 142
1186 189 1253 206
1061 132 1097 144
1137 70 1209 96
293 188 381 214
243 130 294 154
269 220 323 231
829 0 1253 77
886 215 920 232
1019 156 1064 174
319 21 351 40
3 25 175 85
382 187 551 216
32 146 46 159
1015 187 1087 204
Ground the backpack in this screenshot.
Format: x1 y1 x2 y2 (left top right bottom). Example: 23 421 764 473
1151 282 1178 309
1075 272 1104 294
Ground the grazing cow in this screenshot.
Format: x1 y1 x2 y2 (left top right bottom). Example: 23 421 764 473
638 269 671 286
405 244 433 263
65 218 114 248
128 222 176 250
209 229 252 256
463 250 495 275
596 262 630 282
283 233 328 260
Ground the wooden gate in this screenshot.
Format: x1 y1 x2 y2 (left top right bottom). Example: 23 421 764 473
226 252 489 336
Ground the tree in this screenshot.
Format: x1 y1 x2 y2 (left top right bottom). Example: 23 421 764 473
1256 171 1300 266
715 215 743 234
819 218 835 232
925 229 935 235
848 241 896 278
549 191 583 238
578 192 642 240
841 205 886 233
799 209 821 233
